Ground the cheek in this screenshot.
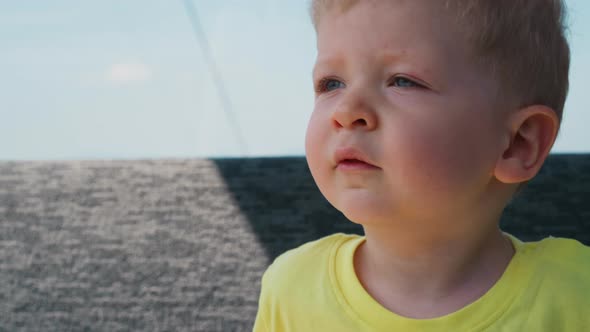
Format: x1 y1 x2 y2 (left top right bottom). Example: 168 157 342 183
387 115 494 194
305 111 322 163
305 108 350 213
305 110 330 188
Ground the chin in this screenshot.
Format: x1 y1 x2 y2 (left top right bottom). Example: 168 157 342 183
334 194 390 226
343 210 388 227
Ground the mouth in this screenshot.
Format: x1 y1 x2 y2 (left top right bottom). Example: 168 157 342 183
337 159 380 171
334 147 380 170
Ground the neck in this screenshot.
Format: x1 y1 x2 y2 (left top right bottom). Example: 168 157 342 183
354 216 515 319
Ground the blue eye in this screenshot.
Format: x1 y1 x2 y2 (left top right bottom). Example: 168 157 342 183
391 76 420 88
317 78 345 93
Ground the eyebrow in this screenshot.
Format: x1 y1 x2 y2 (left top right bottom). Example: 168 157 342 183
313 51 411 74
312 55 346 78
376 51 410 65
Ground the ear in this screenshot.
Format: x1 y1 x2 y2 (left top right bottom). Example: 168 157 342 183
494 105 559 184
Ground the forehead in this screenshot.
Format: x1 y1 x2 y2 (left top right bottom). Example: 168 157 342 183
313 0 503 108
316 1 484 81
316 0 467 58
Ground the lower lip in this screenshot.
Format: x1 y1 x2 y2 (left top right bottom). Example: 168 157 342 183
337 160 380 171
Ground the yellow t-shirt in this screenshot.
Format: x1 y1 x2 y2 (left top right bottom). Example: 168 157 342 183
253 233 590 331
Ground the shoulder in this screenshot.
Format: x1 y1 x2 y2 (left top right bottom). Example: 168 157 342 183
519 238 590 326
535 237 590 273
524 237 590 293
255 233 362 331
263 233 357 282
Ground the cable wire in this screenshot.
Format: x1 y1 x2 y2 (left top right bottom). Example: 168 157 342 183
182 0 248 155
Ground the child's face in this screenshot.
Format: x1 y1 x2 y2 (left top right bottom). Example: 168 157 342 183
306 0 509 227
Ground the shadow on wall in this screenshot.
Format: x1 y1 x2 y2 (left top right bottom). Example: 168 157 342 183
213 154 590 262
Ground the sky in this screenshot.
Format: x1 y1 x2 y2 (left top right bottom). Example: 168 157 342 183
1 0 588 161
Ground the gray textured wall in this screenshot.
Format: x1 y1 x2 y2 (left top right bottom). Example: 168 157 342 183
0 155 588 331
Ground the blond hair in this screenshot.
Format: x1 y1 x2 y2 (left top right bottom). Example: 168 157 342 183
310 0 570 128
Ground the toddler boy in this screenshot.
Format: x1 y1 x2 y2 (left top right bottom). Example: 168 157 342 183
254 0 590 330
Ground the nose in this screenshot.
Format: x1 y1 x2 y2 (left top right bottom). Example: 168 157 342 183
331 89 378 131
